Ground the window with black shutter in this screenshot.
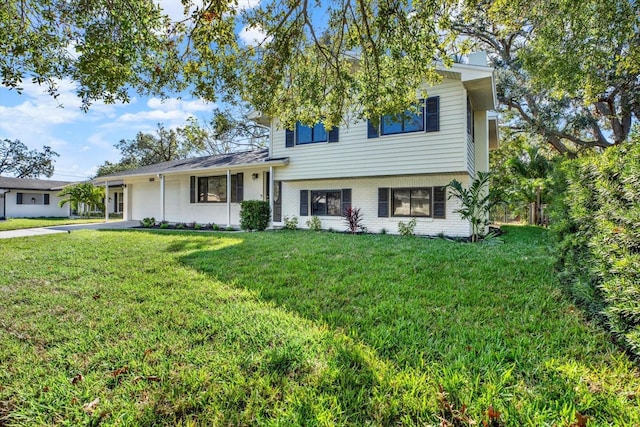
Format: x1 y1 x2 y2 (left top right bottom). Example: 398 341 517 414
300 190 309 216
286 122 339 146
44 194 50 205
433 187 446 219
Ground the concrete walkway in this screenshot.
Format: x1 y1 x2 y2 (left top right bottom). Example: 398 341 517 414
0 220 139 239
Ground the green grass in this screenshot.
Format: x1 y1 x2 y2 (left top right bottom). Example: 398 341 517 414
0 217 107 231
0 226 638 426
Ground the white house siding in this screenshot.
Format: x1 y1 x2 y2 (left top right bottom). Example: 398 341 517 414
278 173 472 237
130 180 160 220
270 79 469 181
125 167 271 226
4 191 70 217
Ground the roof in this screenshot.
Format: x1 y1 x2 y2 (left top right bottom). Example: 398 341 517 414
0 176 75 191
98 149 289 180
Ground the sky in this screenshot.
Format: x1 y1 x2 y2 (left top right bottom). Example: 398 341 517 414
0 0 266 182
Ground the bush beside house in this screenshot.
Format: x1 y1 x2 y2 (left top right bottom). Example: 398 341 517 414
240 200 271 231
552 132 640 358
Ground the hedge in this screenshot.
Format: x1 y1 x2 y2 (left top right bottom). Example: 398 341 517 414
240 200 271 231
552 132 640 359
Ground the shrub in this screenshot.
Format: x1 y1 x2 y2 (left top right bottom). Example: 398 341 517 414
306 216 322 231
343 207 365 234
212 224 220 231
552 132 640 358
284 216 298 230
398 218 416 236
240 200 271 231
159 221 170 229
176 222 186 229
140 217 155 228
193 223 202 230
448 172 494 242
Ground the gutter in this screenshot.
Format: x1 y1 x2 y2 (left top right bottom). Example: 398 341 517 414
101 157 290 181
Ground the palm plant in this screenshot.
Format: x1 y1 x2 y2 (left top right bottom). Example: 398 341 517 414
58 183 105 217
448 172 494 242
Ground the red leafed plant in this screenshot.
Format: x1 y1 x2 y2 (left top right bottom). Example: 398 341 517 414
343 207 365 234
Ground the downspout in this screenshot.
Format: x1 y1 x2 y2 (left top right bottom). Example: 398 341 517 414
104 181 109 222
159 174 165 221
226 169 231 227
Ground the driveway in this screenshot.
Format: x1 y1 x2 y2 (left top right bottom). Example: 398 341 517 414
0 220 139 239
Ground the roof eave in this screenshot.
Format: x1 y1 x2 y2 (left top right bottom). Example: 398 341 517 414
101 157 290 181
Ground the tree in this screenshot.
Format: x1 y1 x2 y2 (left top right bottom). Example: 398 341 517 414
451 0 640 154
489 132 558 224
58 182 104 216
94 124 196 177
2 0 452 127
181 106 269 156
0 139 59 178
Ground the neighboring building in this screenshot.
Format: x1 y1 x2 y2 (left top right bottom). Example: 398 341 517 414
0 177 74 218
99 55 499 236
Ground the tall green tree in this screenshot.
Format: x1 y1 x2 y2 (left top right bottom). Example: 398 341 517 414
451 0 639 154
94 124 196 177
489 132 558 224
0 139 59 178
181 106 269 156
1 0 452 126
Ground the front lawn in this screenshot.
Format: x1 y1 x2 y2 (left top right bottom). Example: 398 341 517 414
0 227 638 426
0 217 107 231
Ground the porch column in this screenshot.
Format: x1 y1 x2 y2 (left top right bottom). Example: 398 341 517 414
226 169 231 227
269 166 274 226
159 174 165 221
104 181 109 222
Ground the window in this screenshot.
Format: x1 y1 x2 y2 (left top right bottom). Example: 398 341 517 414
311 190 342 216
393 188 431 217
191 173 243 203
367 96 439 138
16 192 46 205
378 187 446 218
286 122 339 147
300 189 351 216
381 102 424 135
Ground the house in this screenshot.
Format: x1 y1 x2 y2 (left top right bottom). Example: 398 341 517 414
99 54 498 236
0 177 74 219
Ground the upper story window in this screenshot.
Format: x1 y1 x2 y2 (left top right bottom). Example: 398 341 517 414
368 96 439 138
285 122 339 147
297 122 327 144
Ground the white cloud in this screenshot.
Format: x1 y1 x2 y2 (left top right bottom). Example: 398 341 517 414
146 97 212 113
239 25 272 47
235 0 261 10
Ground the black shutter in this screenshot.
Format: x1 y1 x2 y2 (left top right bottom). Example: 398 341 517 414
426 96 440 132
16 193 23 205
44 194 50 205
286 129 295 147
367 119 379 138
341 189 351 214
236 173 244 202
300 190 309 216
190 176 196 203
328 127 339 143
433 186 446 219
378 188 389 217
